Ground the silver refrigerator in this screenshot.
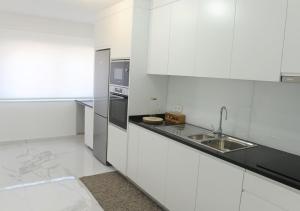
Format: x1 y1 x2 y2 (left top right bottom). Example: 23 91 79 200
93 49 110 165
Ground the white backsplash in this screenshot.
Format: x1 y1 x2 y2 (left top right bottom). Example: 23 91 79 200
249 82 300 155
166 76 300 156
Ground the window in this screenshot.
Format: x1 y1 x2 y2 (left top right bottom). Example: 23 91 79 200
0 29 94 99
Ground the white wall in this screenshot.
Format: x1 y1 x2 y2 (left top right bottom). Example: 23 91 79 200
0 11 94 38
166 76 300 156
0 101 78 142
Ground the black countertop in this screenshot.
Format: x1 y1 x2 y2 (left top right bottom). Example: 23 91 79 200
129 115 300 191
75 100 94 108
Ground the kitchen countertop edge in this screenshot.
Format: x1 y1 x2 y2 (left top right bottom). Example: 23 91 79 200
75 100 94 108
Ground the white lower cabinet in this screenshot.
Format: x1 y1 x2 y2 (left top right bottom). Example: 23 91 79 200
241 171 300 211
127 124 140 181
127 124 300 210
128 124 243 210
240 191 284 211
84 106 94 149
137 129 168 203
196 153 244 211
128 123 201 209
107 124 128 175
165 140 200 211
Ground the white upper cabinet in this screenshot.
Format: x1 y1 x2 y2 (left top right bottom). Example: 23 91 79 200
168 0 198 76
147 0 291 81
196 153 244 211
95 7 132 59
110 8 133 59
147 5 171 75
195 0 236 78
281 0 300 76
230 0 287 81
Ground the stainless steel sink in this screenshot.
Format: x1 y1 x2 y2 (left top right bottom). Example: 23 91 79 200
200 136 256 153
155 124 256 153
187 134 215 142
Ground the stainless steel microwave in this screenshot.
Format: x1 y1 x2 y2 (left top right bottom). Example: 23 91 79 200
110 59 130 87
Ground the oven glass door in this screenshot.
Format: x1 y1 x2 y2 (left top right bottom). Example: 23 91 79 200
109 93 128 129
110 60 129 87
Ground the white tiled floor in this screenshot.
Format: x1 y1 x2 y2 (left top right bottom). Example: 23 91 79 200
0 177 104 211
0 135 113 211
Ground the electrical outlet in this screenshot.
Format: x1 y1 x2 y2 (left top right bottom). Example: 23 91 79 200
150 97 160 114
174 105 183 112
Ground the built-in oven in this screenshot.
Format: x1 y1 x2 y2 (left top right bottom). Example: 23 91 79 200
109 85 128 129
110 59 130 87
109 59 130 129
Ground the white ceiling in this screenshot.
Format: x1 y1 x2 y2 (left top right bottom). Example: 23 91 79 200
0 0 122 23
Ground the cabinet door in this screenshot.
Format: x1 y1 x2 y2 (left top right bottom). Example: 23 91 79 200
240 191 284 211
281 0 300 75
107 124 128 175
95 8 132 59
195 0 236 78
110 8 132 59
95 18 111 51
138 129 168 203
243 171 300 211
147 5 171 75
127 124 140 181
84 107 94 149
196 153 244 211
165 140 200 211
230 0 287 81
168 0 198 76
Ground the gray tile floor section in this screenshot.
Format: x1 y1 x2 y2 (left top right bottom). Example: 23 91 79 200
80 172 164 211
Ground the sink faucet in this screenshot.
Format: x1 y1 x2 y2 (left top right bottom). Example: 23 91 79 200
214 106 228 137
